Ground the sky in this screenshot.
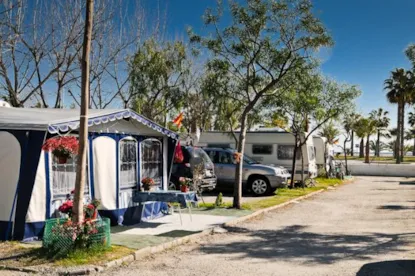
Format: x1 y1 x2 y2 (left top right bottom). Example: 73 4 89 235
143 0 415 128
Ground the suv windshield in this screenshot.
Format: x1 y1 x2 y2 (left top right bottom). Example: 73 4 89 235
188 147 212 164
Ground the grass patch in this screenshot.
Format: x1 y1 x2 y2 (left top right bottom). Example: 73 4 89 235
335 156 415 163
247 177 345 210
0 242 133 268
53 245 133 266
197 202 252 210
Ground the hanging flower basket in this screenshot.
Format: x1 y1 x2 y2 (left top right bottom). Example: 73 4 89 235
42 136 79 164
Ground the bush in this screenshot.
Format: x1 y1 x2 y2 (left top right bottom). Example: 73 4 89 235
215 193 223 207
42 218 111 258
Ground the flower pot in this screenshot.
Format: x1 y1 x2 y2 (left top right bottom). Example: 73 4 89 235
180 185 188 193
57 156 68 164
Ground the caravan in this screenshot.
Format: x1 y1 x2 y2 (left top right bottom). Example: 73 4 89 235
198 131 318 180
313 136 335 172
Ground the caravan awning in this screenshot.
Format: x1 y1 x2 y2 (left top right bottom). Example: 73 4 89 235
0 108 179 140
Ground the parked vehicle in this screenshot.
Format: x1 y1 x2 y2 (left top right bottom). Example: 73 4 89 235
203 148 291 195
198 130 318 181
169 146 217 192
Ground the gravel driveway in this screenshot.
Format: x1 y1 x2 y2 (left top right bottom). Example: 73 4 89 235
101 176 415 276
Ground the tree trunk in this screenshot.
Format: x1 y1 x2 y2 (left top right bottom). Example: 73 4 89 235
376 130 380 157
413 137 415 156
301 147 305 188
351 131 354 156
400 103 405 162
365 135 370 163
344 140 349 175
233 114 248 209
290 135 299 189
323 142 328 178
72 0 94 224
396 101 402 164
359 138 364 158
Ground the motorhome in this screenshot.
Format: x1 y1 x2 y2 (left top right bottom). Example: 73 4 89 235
197 131 318 180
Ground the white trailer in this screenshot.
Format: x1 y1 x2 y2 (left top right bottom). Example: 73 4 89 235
313 136 335 171
197 131 318 180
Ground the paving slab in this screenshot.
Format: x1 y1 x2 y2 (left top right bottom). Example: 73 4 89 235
111 213 236 250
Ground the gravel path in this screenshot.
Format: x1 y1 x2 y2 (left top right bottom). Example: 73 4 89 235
102 176 415 276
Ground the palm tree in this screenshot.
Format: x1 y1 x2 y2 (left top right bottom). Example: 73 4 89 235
369 108 390 157
389 128 398 158
408 110 415 155
343 113 360 174
354 117 377 163
369 140 388 153
384 68 415 164
354 118 366 158
348 113 361 156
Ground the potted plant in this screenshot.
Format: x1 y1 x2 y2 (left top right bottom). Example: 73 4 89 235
141 177 155 191
57 193 100 220
42 136 79 164
179 177 191 192
84 199 100 220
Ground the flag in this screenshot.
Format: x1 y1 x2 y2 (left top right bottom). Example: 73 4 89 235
174 142 184 163
172 112 183 127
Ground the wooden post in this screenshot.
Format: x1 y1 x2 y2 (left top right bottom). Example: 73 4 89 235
73 0 94 224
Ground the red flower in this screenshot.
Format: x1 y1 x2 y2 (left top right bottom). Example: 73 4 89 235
42 136 79 157
58 200 73 213
141 177 155 185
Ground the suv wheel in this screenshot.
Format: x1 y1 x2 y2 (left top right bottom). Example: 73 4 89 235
250 176 271 196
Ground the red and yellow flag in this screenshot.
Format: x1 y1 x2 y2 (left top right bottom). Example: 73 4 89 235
172 112 184 127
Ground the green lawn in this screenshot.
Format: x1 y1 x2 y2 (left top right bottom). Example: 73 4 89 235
247 177 345 210
196 177 346 212
0 242 133 268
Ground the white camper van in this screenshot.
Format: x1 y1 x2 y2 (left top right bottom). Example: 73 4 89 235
313 136 334 171
198 131 317 180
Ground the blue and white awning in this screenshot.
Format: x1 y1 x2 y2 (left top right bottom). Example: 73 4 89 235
47 110 179 139
0 108 179 140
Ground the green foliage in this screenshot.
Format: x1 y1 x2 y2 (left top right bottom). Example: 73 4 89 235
405 44 415 68
189 0 333 133
42 218 111 259
189 0 334 206
318 122 340 144
384 68 415 105
353 117 377 138
369 140 388 152
369 108 390 133
129 39 190 125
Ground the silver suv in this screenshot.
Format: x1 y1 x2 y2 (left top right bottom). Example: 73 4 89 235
203 148 291 196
